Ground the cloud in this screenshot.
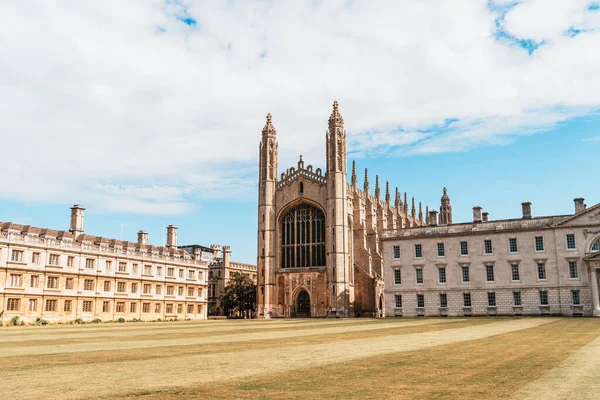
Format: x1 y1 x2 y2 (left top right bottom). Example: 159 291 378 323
582 136 600 142
0 1 599 214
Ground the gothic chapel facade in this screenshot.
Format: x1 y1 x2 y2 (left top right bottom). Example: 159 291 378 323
257 102 426 318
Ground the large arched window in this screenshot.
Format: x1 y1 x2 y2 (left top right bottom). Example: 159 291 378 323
592 238 600 252
280 203 326 268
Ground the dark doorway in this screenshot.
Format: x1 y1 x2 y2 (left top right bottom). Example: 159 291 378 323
296 290 311 317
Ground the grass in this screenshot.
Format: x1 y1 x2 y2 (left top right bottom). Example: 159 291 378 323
1 317 599 399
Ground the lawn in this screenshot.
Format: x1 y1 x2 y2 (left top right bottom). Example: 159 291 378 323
1 317 599 399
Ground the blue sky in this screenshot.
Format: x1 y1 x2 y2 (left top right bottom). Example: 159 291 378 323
1 1 599 263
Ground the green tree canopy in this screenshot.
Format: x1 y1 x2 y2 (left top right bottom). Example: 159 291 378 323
220 272 256 318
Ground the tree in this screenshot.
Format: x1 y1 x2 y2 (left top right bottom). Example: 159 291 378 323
220 272 256 318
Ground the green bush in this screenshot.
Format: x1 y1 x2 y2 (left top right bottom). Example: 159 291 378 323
116 317 125 323
10 316 20 326
35 318 49 326
92 318 102 324
74 318 84 324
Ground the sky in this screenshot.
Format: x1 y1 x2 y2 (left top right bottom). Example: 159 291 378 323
0 0 599 264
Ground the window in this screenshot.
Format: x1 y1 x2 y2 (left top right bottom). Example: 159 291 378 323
415 244 423 258
592 238 600 252
166 304 174 313
143 284 152 294
440 293 448 308
438 267 446 284
83 301 93 312
535 236 545 252
130 302 137 313
157 267 162 276
45 299 57 312
394 269 401 285
484 240 493 254
9 274 23 287
28 299 37 311
177 304 183 313
11 250 24 262
417 294 425 308
132 264 138 274
488 292 496 307
65 278 74 289
209 271 214 279
539 291 549 306
416 268 424 284
393 245 400 259
142 303 150 313
188 270 196 279
187 304 194 313
572 290 581 306
103 301 110 313
144 265 152 275
461 266 470 283
460 241 469 256
106 261 112 271
67 256 75 267
509 238 518 253
178 269 184 278
47 276 59 289
85 258 95 269
32 252 40 264
117 282 126 293
131 283 138 294
7 298 20 311
116 302 125 313
513 292 521 306
49 254 60 265
197 304 203 313
178 287 184 296
537 263 547 280
486 265 495 282
437 243 445 257
167 286 174 296
299 182 304 194
168 267 175 277
188 287 195 297
118 262 127 272
155 303 161 313
280 203 326 268
511 264 520 281
84 279 94 291
156 285 162 295
463 293 472 307
64 300 72 312
103 281 111 292
566 234 576 250
569 261 579 279
30 275 39 288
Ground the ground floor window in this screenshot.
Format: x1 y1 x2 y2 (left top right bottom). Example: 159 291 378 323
416 294 425 308
64 300 72 312
395 295 402 308
539 291 548 306
7 298 20 311
28 299 37 311
45 299 57 312
83 301 93 312
572 290 581 306
142 303 150 313
102 301 110 313
439 293 448 308
513 292 521 306
130 303 137 313
487 292 496 307
116 302 125 313
463 293 471 307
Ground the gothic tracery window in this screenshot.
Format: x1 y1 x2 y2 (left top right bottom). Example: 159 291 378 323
280 203 326 268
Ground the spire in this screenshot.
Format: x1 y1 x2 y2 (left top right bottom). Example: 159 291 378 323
440 187 453 225
395 187 401 209
426 206 430 225
363 168 369 193
385 181 390 204
375 175 381 199
329 100 344 126
411 197 416 217
403 192 408 214
351 160 357 187
262 113 276 136
419 202 423 223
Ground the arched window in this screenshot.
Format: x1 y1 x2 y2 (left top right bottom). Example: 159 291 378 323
280 203 326 268
299 182 304 194
592 238 600 252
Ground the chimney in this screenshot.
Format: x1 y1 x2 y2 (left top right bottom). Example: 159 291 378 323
482 212 489 222
211 244 222 259
574 198 586 214
429 210 438 226
137 230 148 245
69 205 85 236
223 245 231 268
521 202 532 220
473 206 483 223
166 225 178 248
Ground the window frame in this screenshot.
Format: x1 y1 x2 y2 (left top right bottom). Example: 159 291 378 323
566 234 576 250
509 238 518 254
484 239 493 255
568 261 579 280
513 291 522 306
537 262 547 281
535 236 545 252
485 265 495 283
393 269 401 285
415 267 424 285
461 265 470 283
463 293 472 307
414 244 423 259
438 267 446 284
416 294 425 308
437 243 445 257
460 241 469 256
439 293 448 308
511 263 521 282
487 292 496 307
393 245 401 260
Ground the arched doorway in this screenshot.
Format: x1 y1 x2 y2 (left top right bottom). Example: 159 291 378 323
296 290 311 317
378 295 384 318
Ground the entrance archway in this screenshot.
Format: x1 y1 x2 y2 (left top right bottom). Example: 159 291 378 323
296 290 311 317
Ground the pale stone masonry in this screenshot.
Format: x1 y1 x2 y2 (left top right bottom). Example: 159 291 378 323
383 196 600 317
0 205 210 325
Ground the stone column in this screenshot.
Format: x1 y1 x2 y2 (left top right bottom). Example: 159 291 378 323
590 267 600 317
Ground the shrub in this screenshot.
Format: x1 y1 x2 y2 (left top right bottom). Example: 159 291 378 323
10 316 20 326
92 318 102 324
116 317 125 323
35 318 49 326
75 318 84 324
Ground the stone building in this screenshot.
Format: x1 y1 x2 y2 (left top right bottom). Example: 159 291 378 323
0 205 209 325
383 194 600 317
257 101 425 318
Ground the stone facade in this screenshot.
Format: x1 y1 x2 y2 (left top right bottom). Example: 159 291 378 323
257 102 425 318
0 205 209 325
383 197 600 317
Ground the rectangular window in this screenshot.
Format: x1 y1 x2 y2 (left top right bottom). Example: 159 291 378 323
132 264 138 274
65 278 74 289
488 292 496 307
393 245 401 259
188 287 195 297
539 291 549 306
9 274 23 287
11 250 24 262
103 281 111 292
168 267 175 277
188 270 196 279
177 304 183 314
48 254 60 265
85 258 95 269
131 283 138 294
116 302 125 313
117 282 126 293
460 241 469 256
484 240 493 254
47 276 59 289
509 238 518 253
144 265 152 275
569 261 579 279
156 285 162 295
535 236 545 252
82 301 93 312
486 265 495 282
84 279 94 291
197 304 203 314
106 261 112 271
64 300 72 312
437 243 445 257
167 286 174 296
416 294 425 308
102 301 110 313
513 291 522 306
416 268 424 284
440 293 448 308
566 234 576 250
166 304 173 313
461 266 470 283
415 244 423 258
438 267 446 284
394 269 401 285
45 299 58 312
572 290 581 306
118 262 127 272
7 298 20 311
143 284 151 294
67 256 74 267
130 302 137 313
511 264 520 281
155 303 161 313
178 286 184 296
179 269 184 278
463 293 472 307
187 304 194 314
28 299 37 311
537 263 547 280
142 303 150 313
157 266 162 276
30 275 39 288
32 252 40 264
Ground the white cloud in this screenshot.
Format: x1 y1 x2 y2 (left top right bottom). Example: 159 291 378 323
582 136 600 142
0 0 599 214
